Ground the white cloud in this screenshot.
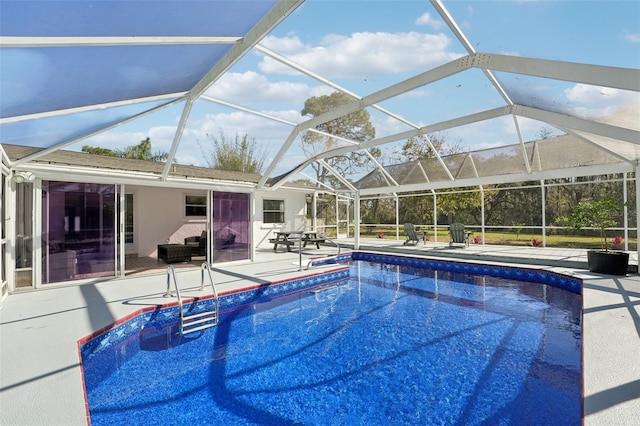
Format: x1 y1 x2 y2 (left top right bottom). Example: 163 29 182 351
370 114 415 141
564 83 639 105
197 110 302 136
394 88 433 99
204 71 321 106
435 118 518 151
624 32 640 43
415 12 444 30
147 126 180 150
259 32 462 78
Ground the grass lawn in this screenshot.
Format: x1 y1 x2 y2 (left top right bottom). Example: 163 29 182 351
353 227 637 251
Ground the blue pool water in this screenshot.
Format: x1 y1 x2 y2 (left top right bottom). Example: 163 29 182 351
81 257 582 425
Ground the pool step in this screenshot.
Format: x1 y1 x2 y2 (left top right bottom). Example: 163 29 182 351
181 310 218 334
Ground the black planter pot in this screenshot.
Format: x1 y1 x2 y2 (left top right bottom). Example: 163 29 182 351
587 250 629 275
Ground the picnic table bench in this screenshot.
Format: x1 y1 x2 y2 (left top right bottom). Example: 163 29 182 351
269 231 326 252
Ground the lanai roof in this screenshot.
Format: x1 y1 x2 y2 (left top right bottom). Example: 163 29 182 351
1 0 638 194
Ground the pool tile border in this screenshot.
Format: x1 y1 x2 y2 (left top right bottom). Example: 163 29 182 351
350 251 583 294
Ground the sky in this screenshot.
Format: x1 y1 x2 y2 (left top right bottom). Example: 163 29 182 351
2 0 639 181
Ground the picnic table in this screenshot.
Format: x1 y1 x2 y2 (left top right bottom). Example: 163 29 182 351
269 231 326 252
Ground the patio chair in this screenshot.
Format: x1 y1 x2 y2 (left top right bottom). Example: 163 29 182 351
403 223 420 246
449 223 472 248
184 230 207 256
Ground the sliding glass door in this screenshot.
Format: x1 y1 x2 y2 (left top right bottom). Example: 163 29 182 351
42 181 116 284
211 192 249 263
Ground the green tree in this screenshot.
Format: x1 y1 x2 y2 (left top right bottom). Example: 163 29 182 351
117 137 168 161
82 137 168 162
436 189 482 224
393 132 460 163
396 136 436 162
301 92 378 185
199 130 265 173
81 146 117 156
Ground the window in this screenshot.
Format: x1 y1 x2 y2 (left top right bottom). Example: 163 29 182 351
185 195 206 216
263 199 284 223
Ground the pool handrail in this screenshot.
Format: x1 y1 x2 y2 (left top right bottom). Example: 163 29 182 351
305 234 342 270
164 264 219 335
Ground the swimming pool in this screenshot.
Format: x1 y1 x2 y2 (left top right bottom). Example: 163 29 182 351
80 253 582 425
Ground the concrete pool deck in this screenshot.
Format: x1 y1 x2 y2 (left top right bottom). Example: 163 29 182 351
1 243 639 424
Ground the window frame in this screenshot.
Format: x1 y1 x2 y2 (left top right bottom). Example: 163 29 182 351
263 199 285 224
185 194 207 217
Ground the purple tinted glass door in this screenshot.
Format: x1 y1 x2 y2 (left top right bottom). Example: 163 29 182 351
211 192 249 263
42 181 116 283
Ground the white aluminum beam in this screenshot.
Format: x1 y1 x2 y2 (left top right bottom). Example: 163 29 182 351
161 100 193 180
265 51 638 191
11 97 185 167
266 106 512 188
512 115 532 174
514 105 639 144
165 2 303 169
259 128 301 187
455 152 479 180
270 56 474 180
0 93 187 124
359 162 633 196
299 172 335 192
316 159 357 192
202 95 364 147
421 134 455 181
0 36 241 48
0 145 9 168
254 44 429 183
431 0 514 106
563 129 632 164
255 44 438 133
365 151 399 187
481 53 640 92
189 0 304 100
350 106 512 155
200 96 298 126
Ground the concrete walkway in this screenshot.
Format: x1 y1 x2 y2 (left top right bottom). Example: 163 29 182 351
1 244 638 425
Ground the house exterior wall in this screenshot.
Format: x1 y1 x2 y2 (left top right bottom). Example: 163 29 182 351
253 189 307 249
134 186 307 257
